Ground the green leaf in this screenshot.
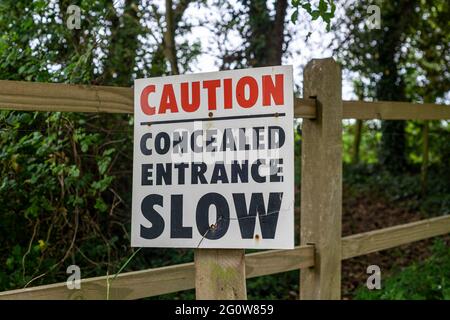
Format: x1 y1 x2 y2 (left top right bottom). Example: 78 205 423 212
329 0 336 14
103 148 116 157
94 198 108 213
69 166 80 178
319 0 328 13
97 156 111 175
91 175 114 192
311 10 321 20
291 10 299 23
6 257 14 270
301 3 312 14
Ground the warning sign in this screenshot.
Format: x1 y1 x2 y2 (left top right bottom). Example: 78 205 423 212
132 66 294 249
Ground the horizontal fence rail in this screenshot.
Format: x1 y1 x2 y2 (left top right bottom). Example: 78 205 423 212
1 215 448 300
0 245 314 300
343 100 450 120
0 80 133 113
1 80 449 120
342 214 450 259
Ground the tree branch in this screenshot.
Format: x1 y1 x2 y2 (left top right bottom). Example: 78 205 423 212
164 0 180 75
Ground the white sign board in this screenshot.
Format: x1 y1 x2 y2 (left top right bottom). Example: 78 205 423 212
132 66 294 249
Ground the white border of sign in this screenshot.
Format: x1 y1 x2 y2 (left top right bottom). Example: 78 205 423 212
132 66 294 249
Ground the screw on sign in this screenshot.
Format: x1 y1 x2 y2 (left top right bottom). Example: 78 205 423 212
132 66 294 249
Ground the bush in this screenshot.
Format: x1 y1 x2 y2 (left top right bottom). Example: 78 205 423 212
354 239 450 300
343 164 450 216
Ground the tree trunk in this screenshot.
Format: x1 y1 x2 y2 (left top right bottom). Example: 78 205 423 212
421 120 429 196
247 0 287 67
352 120 363 164
268 0 288 66
375 0 415 173
377 65 407 173
103 0 140 86
380 120 407 172
164 0 179 75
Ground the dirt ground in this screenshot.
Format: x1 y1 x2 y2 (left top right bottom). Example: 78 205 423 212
340 186 448 298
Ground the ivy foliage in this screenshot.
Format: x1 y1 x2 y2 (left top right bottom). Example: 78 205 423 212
291 0 336 31
0 0 199 291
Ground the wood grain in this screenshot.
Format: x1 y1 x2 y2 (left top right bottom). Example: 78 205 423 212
0 245 313 300
1 80 448 120
300 58 343 300
246 245 315 278
343 100 450 120
295 97 316 118
0 262 194 300
342 215 450 259
0 80 133 113
195 249 246 300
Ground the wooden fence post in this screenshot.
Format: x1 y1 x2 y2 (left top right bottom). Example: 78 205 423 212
300 58 343 300
195 249 247 299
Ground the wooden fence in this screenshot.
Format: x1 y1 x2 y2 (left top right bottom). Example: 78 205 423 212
0 58 449 300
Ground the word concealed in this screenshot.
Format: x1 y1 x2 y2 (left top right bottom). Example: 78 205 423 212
140 126 285 155
140 74 284 115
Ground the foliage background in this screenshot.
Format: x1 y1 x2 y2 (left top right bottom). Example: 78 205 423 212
0 0 449 299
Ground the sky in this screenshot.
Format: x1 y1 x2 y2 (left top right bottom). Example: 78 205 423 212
155 0 357 100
